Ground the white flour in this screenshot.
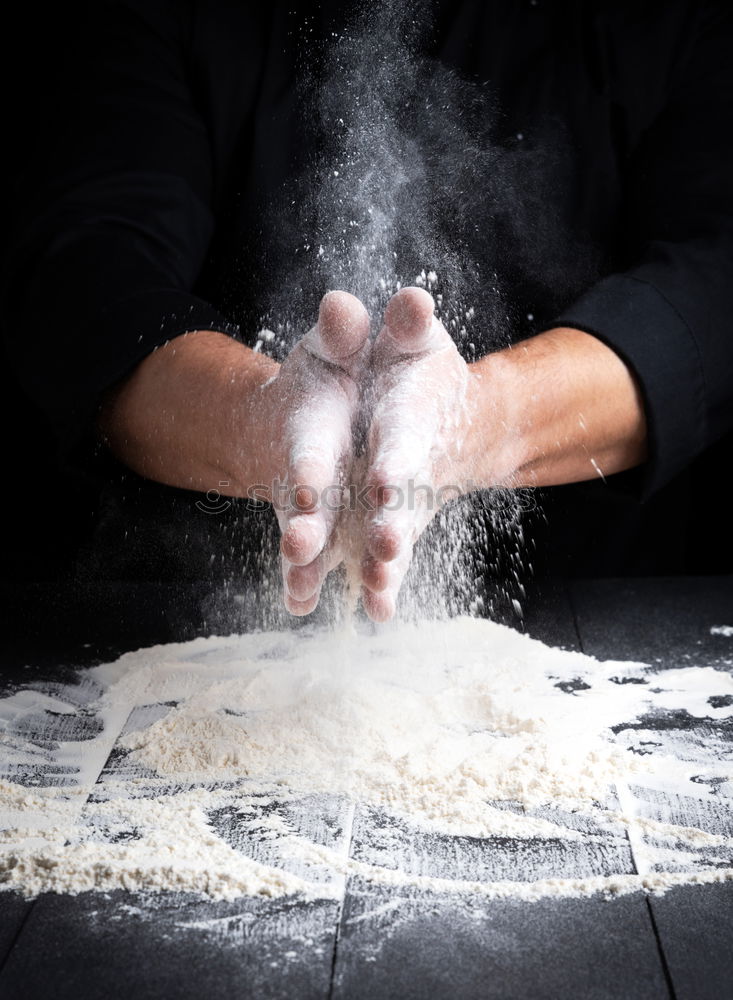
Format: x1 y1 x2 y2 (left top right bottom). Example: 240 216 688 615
1 617 732 902
711 625 733 637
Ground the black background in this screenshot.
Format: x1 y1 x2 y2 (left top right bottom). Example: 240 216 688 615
1 3 96 580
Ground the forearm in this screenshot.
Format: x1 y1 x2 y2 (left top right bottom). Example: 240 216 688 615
465 327 648 488
98 331 279 496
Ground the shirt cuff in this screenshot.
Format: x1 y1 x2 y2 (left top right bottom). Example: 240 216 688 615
546 273 707 499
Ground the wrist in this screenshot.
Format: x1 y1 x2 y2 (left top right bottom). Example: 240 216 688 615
462 350 525 488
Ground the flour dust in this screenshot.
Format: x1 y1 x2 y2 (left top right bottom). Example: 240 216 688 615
245 0 598 623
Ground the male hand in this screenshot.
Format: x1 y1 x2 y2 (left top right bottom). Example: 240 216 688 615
358 287 471 621
98 290 371 617
355 284 649 622
263 291 370 615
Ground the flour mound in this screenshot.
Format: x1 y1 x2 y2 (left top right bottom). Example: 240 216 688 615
118 620 646 834
1 617 732 902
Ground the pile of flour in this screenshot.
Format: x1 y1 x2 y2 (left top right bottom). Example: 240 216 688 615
1 617 732 902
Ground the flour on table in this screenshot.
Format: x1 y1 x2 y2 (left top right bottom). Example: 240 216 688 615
1 617 732 902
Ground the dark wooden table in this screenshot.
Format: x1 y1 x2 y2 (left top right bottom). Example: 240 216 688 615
0 576 731 1000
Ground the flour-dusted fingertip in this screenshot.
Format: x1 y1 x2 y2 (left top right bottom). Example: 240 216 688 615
367 521 401 562
280 514 327 565
383 286 436 352
361 554 391 593
362 587 396 623
317 290 371 361
284 589 321 617
285 557 324 602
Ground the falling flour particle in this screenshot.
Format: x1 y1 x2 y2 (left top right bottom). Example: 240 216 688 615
590 457 606 482
711 625 733 637
1 617 732 903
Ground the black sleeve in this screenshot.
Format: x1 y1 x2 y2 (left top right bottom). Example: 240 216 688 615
3 0 240 459
547 2 733 499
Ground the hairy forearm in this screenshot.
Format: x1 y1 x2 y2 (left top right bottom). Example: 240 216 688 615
466 327 648 488
98 331 279 495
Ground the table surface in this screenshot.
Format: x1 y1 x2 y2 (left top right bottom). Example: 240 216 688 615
0 576 731 1000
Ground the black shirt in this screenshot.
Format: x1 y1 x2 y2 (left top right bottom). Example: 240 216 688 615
4 0 733 578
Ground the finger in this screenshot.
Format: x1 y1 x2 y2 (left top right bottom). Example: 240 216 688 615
363 464 427 564
366 507 408 564
284 588 321 617
302 290 371 368
361 553 390 592
279 354 356 568
362 588 396 623
281 549 322 615
361 544 413 622
376 287 449 359
280 509 329 566
285 554 325 603
279 441 345 565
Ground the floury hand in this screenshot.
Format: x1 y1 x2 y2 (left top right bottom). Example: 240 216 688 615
357 287 471 621
266 291 371 616
276 286 472 622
